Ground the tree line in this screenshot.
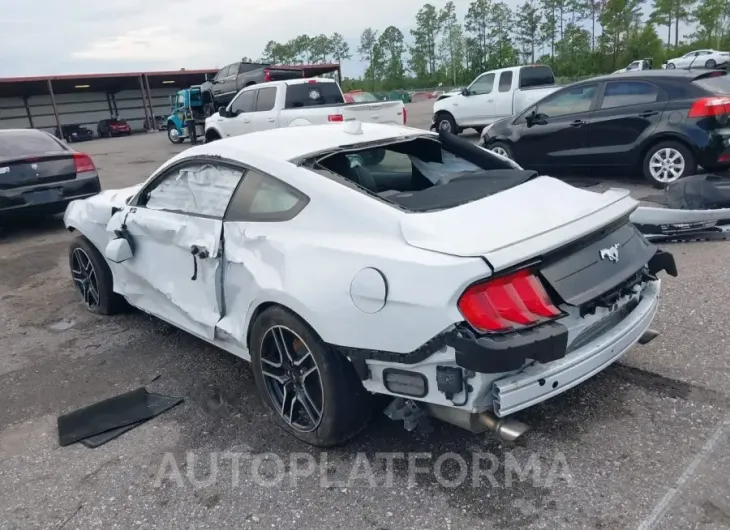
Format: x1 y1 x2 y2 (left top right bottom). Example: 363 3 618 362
251 0 730 91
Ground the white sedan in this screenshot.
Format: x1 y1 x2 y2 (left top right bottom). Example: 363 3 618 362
665 49 730 70
63 121 677 446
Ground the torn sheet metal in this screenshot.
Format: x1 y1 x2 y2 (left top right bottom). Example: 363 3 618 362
631 175 730 242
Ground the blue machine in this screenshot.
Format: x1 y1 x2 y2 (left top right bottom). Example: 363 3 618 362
166 86 206 144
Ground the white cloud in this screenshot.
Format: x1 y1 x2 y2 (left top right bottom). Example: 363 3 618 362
73 26 213 61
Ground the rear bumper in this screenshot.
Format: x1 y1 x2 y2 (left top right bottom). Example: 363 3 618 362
0 173 101 216
491 279 660 416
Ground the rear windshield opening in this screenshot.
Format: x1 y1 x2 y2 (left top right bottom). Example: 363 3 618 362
285 82 345 108
307 137 537 212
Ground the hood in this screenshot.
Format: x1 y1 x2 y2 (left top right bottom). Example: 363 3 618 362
399 176 638 271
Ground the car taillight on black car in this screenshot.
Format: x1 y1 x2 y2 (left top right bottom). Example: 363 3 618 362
457 268 562 333
688 96 730 118
73 153 96 175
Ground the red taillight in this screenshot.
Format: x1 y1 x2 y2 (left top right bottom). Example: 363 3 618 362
457 269 561 333
264 69 271 82
688 96 730 118
403 106 407 125
73 153 96 173
308 79 317 83
328 114 343 122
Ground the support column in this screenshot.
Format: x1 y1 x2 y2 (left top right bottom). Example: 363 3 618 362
138 75 150 130
22 95 34 128
106 92 114 116
46 79 62 137
337 65 342 86
143 74 156 129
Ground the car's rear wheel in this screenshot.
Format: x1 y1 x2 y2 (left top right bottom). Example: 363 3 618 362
642 140 696 188
435 112 458 134
666 62 676 69
68 236 125 315
249 306 372 447
706 59 717 69
489 141 513 160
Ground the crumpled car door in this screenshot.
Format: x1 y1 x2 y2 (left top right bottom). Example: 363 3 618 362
106 207 224 340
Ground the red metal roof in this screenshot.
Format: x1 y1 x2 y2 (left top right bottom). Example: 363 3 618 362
0 68 219 84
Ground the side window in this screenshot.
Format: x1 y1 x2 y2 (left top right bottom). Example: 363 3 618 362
230 90 255 114
468 73 495 95
226 169 309 222
255 87 277 111
536 84 598 118
498 71 513 92
144 163 243 217
601 82 659 109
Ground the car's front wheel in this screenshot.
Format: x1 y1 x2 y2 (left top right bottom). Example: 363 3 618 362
68 236 125 315
489 141 513 160
435 112 458 135
167 124 184 144
249 306 372 447
706 59 717 69
666 62 676 69
642 141 696 188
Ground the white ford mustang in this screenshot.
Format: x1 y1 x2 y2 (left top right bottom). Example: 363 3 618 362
64 121 677 446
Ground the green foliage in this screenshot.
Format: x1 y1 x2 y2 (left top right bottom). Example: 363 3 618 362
256 0 730 91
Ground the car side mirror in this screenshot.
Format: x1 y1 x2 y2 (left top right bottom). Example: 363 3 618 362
218 106 228 117
461 88 470 97
105 238 133 263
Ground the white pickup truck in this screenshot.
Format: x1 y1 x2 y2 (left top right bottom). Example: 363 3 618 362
432 65 559 134
205 78 406 141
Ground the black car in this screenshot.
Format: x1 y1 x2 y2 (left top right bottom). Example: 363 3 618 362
480 70 730 187
0 129 101 218
57 124 94 143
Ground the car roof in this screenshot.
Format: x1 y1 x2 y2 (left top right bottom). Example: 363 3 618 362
195 122 431 162
574 69 721 84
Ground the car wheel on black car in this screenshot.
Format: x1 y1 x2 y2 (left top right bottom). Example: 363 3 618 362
249 305 372 447
68 236 125 315
435 112 458 134
489 142 513 160
642 140 696 188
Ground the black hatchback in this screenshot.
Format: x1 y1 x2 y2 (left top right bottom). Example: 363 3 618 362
480 70 730 187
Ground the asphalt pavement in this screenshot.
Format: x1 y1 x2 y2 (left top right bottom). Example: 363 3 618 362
0 102 729 529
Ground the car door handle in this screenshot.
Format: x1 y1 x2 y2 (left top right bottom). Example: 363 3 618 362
242 119 250 124
638 111 658 117
267 118 275 122
487 99 494 102
570 120 586 127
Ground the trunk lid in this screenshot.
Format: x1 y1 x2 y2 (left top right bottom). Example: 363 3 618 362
399 176 638 271
0 153 76 189
343 101 406 125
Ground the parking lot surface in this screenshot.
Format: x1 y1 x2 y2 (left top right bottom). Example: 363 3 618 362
1 102 729 529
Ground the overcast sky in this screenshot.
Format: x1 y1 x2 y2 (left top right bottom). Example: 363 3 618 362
0 0 480 79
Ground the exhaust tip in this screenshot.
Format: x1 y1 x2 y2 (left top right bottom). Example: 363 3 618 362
496 419 530 442
638 329 660 345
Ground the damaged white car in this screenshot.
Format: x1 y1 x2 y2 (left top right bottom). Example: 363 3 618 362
64 121 677 446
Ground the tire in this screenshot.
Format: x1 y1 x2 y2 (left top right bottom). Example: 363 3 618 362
249 306 372 447
205 130 220 143
203 103 216 117
642 140 697 188
167 124 184 144
489 141 514 160
706 59 716 69
68 236 125 315
666 62 676 69
435 112 458 135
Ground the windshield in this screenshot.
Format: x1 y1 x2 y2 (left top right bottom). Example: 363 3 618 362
350 92 379 103
310 137 534 212
694 72 730 94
